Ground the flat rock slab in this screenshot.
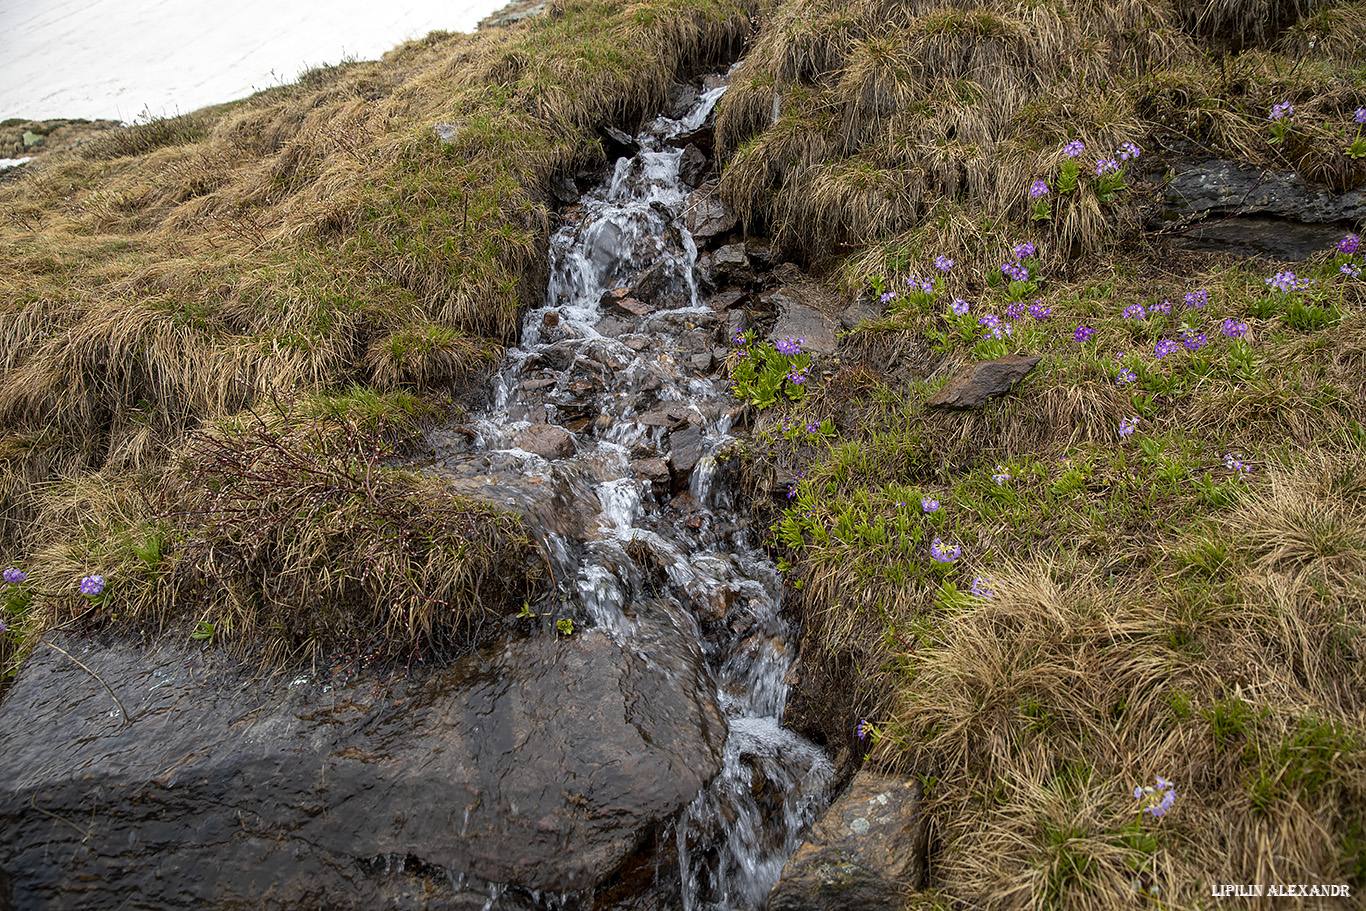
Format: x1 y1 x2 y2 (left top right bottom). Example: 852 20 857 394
0 622 725 909
767 771 928 911
1163 159 1366 223
513 423 574 458
765 286 842 357
926 355 1042 409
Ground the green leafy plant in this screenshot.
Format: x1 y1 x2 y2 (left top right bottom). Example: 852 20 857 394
556 617 575 637
728 331 813 409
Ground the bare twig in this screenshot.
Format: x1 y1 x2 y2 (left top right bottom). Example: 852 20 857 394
29 794 91 841
44 641 133 725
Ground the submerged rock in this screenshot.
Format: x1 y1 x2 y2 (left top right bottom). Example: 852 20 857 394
0 624 726 909
767 771 929 911
926 355 1042 409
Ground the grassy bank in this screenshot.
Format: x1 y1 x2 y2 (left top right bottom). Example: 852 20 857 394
716 0 1366 906
0 0 756 669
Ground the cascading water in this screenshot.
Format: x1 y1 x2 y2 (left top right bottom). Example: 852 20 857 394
428 77 833 909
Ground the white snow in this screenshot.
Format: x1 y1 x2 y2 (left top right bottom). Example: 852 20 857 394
0 0 512 122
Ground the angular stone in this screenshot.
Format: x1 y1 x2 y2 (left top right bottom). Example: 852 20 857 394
1163 159 1366 224
840 297 883 331
669 423 704 483
679 144 709 189
604 294 652 318
705 288 746 312
767 771 929 911
0 627 725 908
704 244 754 287
766 288 841 357
624 261 672 306
690 352 715 374
684 189 736 240
925 355 1042 409
631 458 670 488
512 423 575 458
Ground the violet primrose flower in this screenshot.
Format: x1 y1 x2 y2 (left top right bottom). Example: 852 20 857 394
2 567 25 584
1183 332 1208 351
1343 264 1362 279
1116 368 1136 385
1063 139 1084 157
1117 142 1141 161
1184 289 1208 308
1269 101 1294 120
1122 303 1146 320
1095 158 1120 176
992 465 1011 486
1119 416 1140 437
1339 233 1360 255
921 496 940 513
1029 179 1050 199
906 274 934 294
1001 261 1029 282
935 254 955 273
1074 325 1095 343
775 336 805 356
1135 777 1176 818
950 298 970 316
856 718 873 740
80 575 105 597
1006 301 1027 320
1150 300 1171 315
1028 302 1051 320
970 575 995 599
1014 241 1036 259
1225 453 1251 475
1154 339 1178 359
1357 108 1366 125
929 537 961 562
1221 318 1248 339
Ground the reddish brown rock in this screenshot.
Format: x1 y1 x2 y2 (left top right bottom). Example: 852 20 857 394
925 355 1042 409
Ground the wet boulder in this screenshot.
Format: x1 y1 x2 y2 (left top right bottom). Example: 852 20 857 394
0 624 727 909
700 244 755 288
1162 158 1366 224
767 771 929 911
765 285 842 357
513 423 575 458
679 144 710 189
684 188 737 241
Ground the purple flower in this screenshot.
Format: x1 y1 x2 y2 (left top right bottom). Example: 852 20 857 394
935 254 955 273
857 719 873 740
1184 289 1208 309
2 567 26 584
929 537 961 563
970 575 995 599
1136 777 1176 817
1001 261 1030 282
775 336 805 356
1339 233 1360 255
732 329 746 346
1029 179 1050 199
880 290 897 304
787 366 809 385
1116 368 1136 385
1269 101 1294 121
806 422 820 435
0 617 6 635
1356 108 1366 125
1028 302 1051 320
1183 332 1208 351
1074 325 1096 343
785 483 798 499
1006 301 1027 320
80 575 105 597
992 465 1011 486
1063 139 1084 158
1014 241 1037 260
906 274 934 294
921 496 940 513
1225 453 1251 475
949 298 970 316
1150 300 1171 315
1154 339 1179 359
1266 271 1296 293
1343 264 1362 279
1221 318 1248 339
1117 142 1141 161
1095 158 1120 176
1122 303 1146 320
1119 416 1140 437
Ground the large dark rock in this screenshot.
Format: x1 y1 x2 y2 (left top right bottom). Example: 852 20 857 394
1163 159 1366 224
926 355 1042 409
679 144 709 189
0 624 726 910
701 244 754 288
766 771 929 911
512 422 575 458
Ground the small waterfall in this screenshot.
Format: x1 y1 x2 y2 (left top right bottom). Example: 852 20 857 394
429 75 832 909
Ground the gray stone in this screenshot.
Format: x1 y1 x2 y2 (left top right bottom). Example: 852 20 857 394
1162 159 1366 224
840 297 884 331
706 288 746 312
766 771 929 911
926 355 1042 409
550 173 579 204
684 189 736 240
766 288 841 357
703 243 754 287
679 144 709 189
512 423 574 458
434 122 458 143
624 261 672 306
0 626 725 908
669 423 705 485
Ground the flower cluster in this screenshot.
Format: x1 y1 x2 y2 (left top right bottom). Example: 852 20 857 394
992 465 1011 486
1225 453 1251 475
905 274 935 294
1095 157 1120 176
1357 109 1366 125
80 575 105 597
2 567 26 584
1119 416 1140 437
1122 303 1146 320
970 575 996 599
1181 327 1208 351
935 254 955 273
774 336 805 356
1074 325 1096 343
1344 264 1362 279
921 496 940 513
1184 289 1208 309
1265 270 1314 294
1001 260 1029 282
1028 302 1051 320
1117 142 1141 161
1116 368 1136 385
1135 776 1176 818
950 298 970 316
978 313 1013 341
857 718 874 740
1340 233 1360 255
1154 338 1179 359
1029 179 1050 199
1269 101 1294 121
929 537 961 563
1014 241 1036 260
1063 139 1085 157
879 290 897 304
1149 300 1171 315
1006 301 1027 320
1221 318 1248 339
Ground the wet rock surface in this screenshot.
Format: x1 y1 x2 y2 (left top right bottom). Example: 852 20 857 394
0 621 725 909
766 771 929 911
926 355 1042 409
1162 159 1366 224
765 286 843 357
